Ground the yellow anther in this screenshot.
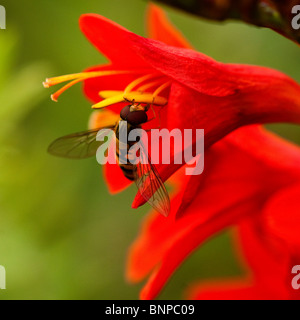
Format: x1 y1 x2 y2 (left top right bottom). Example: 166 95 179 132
138 79 166 92
153 81 172 98
44 71 130 88
44 69 153 101
93 90 168 109
99 91 124 99
124 74 163 95
43 73 85 88
124 93 168 106
92 94 125 109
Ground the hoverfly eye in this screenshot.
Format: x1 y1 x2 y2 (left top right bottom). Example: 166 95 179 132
126 111 148 126
120 105 131 120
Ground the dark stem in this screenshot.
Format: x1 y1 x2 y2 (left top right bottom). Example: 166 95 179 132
152 0 300 44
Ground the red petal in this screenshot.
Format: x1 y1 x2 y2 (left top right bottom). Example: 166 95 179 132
263 183 300 249
139 202 258 300
177 126 300 220
129 125 300 299
103 140 132 194
80 11 300 121
187 216 293 300
235 218 290 289
186 279 285 300
225 126 300 173
127 189 186 283
133 125 300 210
128 149 260 296
125 31 300 125
104 163 132 195
147 4 192 49
79 14 149 68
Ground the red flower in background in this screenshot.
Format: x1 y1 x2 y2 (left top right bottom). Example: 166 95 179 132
127 125 300 299
187 184 300 300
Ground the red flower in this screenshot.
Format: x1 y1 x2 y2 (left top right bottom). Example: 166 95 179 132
127 125 300 299
44 4 300 207
43 4 300 300
187 183 300 300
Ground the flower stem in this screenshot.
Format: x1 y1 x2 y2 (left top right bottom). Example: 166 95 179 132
153 0 300 44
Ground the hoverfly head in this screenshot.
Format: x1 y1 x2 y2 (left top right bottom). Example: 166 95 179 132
120 105 148 126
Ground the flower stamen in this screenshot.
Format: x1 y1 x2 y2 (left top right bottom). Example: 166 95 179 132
92 94 126 109
138 79 166 92
51 78 83 102
124 93 167 106
99 91 124 99
123 73 163 95
44 68 172 110
44 70 151 101
93 74 170 109
153 81 172 98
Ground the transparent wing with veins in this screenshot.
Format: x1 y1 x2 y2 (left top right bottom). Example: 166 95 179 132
133 140 170 217
48 125 116 159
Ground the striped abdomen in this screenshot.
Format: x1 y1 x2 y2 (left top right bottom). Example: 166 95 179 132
115 120 139 181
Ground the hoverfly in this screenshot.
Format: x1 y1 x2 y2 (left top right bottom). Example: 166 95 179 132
48 103 170 217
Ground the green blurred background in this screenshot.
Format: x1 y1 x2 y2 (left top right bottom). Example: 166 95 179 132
0 0 299 300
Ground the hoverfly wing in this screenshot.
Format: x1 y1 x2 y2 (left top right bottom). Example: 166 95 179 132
48 125 116 159
133 140 170 217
